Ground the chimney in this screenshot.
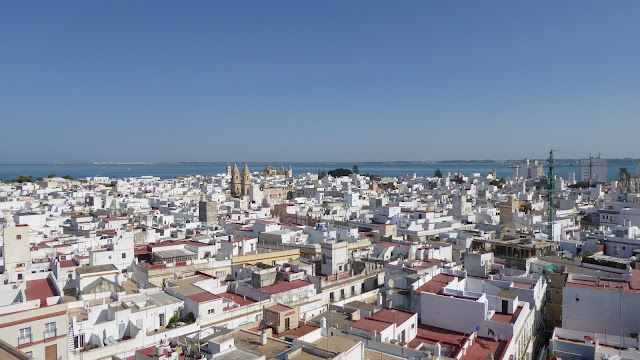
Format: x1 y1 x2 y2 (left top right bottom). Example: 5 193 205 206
319 317 327 329
155 345 163 356
261 331 268 345
377 293 383 306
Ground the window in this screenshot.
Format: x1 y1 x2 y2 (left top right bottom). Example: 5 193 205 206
340 289 345 300
19 327 31 345
330 292 335 302
74 334 85 349
208 309 215 315
351 286 355 295
122 253 126 259
44 322 56 339
17 274 23 281
16 235 22 240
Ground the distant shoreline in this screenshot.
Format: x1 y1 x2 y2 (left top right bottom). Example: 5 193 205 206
1 158 638 166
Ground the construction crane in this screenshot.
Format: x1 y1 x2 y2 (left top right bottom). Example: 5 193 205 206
544 151 639 241
547 150 556 241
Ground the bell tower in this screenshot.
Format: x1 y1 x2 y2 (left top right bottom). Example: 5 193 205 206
241 164 251 196
230 164 241 197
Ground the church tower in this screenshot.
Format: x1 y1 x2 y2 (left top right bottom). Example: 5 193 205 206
230 164 241 197
241 164 251 196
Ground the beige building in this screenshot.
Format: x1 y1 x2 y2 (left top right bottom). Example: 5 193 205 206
230 164 251 198
0 274 67 360
2 225 31 283
198 199 218 225
263 304 299 335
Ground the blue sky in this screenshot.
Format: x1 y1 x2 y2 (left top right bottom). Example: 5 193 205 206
2 1 639 163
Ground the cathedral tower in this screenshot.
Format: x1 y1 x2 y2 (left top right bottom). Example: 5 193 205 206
241 164 251 196
230 164 241 197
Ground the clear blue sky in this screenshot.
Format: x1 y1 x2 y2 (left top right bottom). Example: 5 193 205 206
2 1 639 163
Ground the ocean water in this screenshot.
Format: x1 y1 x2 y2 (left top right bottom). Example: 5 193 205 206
0 162 631 181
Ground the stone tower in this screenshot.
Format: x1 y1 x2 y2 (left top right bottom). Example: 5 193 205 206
241 164 251 197
231 164 242 197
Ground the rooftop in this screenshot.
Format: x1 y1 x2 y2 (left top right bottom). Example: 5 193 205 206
24 278 57 307
371 308 416 326
565 269 640 294
414 273 456 294
350 318 393 333
187 292 221 303
258 280 313 295
214 330 291 359
310 335 360 354
76 263 118 275
490 306 523 324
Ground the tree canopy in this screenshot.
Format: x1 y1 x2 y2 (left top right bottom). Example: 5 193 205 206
328 168 353 177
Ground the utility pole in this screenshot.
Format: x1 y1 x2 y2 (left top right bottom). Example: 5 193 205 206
547 150 555 241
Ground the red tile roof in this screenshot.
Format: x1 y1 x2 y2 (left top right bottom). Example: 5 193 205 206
463 336 509 360
25 278 57 307
414 274 455 294
350 318 393 333
409 324 465 349
258 280 313 295
59 260 77 268
371 308 416 326
217 292 256 307
187 292 221 303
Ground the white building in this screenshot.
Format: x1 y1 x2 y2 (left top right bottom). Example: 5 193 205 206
581 156 607 183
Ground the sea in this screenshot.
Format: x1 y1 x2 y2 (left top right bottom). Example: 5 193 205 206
0 162 632 181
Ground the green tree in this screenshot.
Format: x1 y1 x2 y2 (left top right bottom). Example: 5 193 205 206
47 173 56 178
185 312 196 323
62 175 73 180
15 175 34 183
352 165 360 174
619 167 631 180
166 314 180 328
36 177 44 181
328 168 353 177
434 169 443 178
318 169 327 179
489 179 502 189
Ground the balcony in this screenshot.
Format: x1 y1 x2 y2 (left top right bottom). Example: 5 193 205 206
18 335 32 346
44 329 57 340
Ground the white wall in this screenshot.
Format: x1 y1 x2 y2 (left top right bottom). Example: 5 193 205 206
420 292 487 333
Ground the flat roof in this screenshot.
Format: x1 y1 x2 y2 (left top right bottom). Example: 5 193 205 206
215 330 291 359
258 280 313 295
76 264 118 275
310 335 360 354
187 292 221 303
25 278 57 307
414 273 456 294
350 318 393 332
167 275 213 297
371 308 416 326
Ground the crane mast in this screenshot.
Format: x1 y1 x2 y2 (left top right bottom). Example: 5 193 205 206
547 150 555 241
